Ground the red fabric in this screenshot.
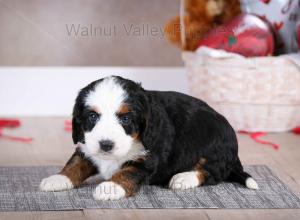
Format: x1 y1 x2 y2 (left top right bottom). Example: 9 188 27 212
0 119 33 143
239 131 279 150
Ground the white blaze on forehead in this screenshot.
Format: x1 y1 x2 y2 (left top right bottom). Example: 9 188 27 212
85 77 126 113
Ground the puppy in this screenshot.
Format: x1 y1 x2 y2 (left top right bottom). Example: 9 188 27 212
40 76 258 200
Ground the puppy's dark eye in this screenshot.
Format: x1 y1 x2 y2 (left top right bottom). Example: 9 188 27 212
120 115 131 125
88 112 99 123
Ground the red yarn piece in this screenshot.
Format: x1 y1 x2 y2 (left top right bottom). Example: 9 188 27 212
0 119 20 128
0 119 33 143
239 131 279 150
64 120 72 132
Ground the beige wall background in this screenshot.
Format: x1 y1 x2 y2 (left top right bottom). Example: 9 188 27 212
0 0 182 66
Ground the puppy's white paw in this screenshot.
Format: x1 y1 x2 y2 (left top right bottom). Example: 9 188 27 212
169 171 200 190
40 174 73 191
93 181 126 201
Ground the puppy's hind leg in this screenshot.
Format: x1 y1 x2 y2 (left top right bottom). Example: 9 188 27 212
169 171 205 190
169 158 207 190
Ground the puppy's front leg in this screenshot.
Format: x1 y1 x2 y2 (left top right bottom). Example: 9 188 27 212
40 148 97 191
93 160 148 201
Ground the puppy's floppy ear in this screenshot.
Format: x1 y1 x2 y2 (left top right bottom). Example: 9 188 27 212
72 102 85 145
70 80 99 145
140 98 173 152
72 115 84 144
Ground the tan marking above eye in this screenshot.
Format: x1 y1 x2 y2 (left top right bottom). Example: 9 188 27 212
118 103 130 114
91 106 101 114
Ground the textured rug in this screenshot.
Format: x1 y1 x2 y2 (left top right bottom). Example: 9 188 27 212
0 165 300 211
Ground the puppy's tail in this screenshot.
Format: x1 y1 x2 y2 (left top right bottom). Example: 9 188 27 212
227 164 259 190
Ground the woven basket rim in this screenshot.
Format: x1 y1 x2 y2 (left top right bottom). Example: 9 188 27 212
182 51 300 67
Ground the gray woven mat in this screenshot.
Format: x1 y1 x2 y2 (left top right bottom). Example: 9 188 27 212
0 165 300 211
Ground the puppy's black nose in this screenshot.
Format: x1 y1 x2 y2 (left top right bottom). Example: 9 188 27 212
99 140 114 152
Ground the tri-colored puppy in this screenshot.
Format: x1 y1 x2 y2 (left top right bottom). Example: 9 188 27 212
40 76 258 200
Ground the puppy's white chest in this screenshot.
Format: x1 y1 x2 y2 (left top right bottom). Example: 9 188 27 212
91 157 121 180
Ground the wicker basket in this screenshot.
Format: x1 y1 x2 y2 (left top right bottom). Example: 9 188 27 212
183 51 300 132
178 0 300 132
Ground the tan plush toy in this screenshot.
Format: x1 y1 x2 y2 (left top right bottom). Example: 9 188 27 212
164 0 241 51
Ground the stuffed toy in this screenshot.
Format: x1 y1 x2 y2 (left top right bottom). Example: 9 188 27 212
164 0 242 51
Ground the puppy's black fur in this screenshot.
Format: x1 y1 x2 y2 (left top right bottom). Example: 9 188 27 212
73 76 252 189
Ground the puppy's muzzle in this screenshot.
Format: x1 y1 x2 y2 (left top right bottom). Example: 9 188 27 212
99 140 114 152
